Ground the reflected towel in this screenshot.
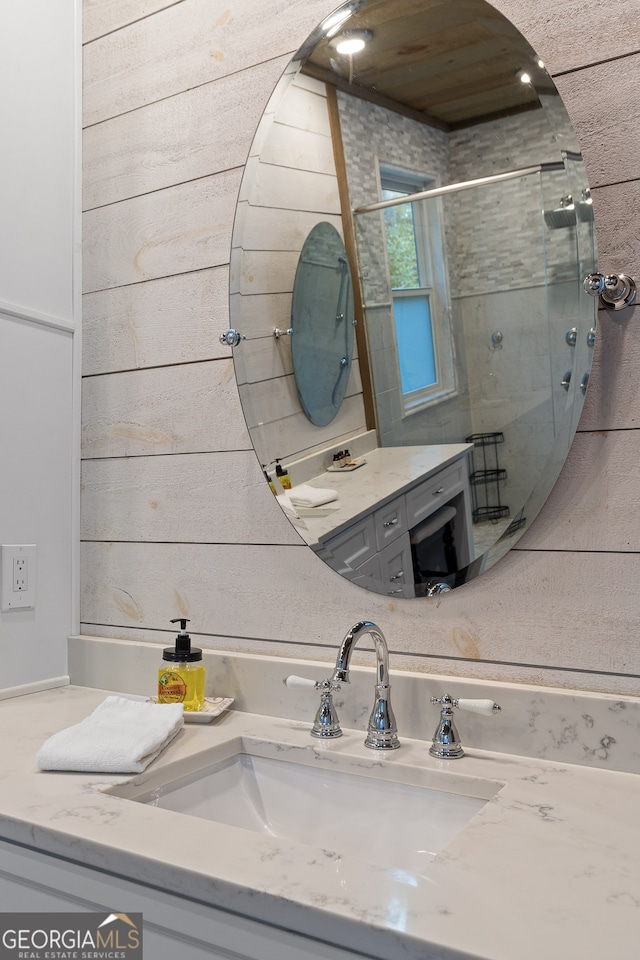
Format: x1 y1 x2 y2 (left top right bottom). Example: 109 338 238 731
289 484 339 508
276 492 300 519
36 696 184 774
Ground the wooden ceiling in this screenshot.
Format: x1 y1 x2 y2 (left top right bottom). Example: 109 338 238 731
301 0 557 130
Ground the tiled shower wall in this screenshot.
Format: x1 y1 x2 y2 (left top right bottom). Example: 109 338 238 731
81 0 640 697
335 87 593 508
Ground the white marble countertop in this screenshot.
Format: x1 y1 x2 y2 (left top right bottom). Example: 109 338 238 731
290 443 473 546
2 684 640 959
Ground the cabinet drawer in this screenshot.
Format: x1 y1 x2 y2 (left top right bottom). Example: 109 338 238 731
373 495 408 551
378 534 415 598
351 537 415 598
406 460 467 528
323 514 376 574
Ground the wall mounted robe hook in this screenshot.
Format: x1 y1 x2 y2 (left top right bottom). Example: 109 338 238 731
584 273 637 311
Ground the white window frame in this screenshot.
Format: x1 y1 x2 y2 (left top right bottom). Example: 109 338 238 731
379 164 456 416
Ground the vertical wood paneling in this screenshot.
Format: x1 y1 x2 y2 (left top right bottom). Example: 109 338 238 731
81 0 640 696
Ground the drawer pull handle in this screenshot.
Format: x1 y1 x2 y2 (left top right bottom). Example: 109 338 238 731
389 571 404 581
388 588 404 595
383 517 399 527
432 486 445 495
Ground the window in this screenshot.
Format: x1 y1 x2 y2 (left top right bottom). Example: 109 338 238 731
380 167 455 413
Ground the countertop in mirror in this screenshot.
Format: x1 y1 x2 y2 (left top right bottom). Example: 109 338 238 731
3 685 639 960
285 443 473 546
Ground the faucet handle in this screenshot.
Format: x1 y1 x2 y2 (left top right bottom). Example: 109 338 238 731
284 675 343 739
283 675 341 691
429 694 501 759
456 698 501 716
283 675 321 690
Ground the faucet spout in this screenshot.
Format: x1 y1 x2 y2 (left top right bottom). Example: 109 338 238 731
331 621 400 750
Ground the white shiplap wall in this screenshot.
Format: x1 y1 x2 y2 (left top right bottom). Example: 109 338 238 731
81 0 640 696
230 69 366 467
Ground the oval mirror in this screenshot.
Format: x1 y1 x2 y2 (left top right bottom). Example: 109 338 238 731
229 0 598 598
291 221 355 426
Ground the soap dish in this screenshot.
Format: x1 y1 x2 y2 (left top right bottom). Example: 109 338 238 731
149 696 234 723
185 697 235 723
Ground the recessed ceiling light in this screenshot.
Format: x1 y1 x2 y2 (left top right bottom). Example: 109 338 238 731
331 29 373 55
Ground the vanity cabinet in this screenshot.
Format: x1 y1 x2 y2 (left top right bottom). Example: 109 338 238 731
322 454 473 596
0 838 369 960
351 532 415 597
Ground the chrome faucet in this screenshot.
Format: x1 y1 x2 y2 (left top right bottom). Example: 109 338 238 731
331 620 399 750
284 620 399 750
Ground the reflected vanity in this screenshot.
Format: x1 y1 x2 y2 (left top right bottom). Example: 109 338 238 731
229 0 598 597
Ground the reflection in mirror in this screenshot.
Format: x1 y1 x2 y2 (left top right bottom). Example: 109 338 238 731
291 222 355 426
229 0 597 598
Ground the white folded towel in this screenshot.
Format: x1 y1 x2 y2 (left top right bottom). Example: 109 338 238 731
36 696 184 774
289 484 338 508
276 492 300 519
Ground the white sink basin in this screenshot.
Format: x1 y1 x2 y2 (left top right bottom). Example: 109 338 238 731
124 750 499 876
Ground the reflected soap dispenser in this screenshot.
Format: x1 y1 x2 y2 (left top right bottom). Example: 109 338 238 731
157 618 205 712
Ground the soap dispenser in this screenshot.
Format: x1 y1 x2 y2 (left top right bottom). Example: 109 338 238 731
157 618 205 712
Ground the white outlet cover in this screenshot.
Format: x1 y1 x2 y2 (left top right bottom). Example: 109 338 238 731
1 544 37 611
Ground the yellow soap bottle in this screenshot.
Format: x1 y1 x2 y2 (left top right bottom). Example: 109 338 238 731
157 617 205 712
275 460 292 490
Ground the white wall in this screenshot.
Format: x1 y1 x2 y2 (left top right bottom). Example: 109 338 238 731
0 0 80 690
80 0 640 697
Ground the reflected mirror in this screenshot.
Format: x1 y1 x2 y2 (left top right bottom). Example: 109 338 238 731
291 221 355 426
229 0 597 598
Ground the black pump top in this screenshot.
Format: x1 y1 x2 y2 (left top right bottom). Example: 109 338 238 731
163 617 203 663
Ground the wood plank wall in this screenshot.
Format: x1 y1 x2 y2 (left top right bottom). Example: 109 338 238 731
230 70 367 467
81 0 640 696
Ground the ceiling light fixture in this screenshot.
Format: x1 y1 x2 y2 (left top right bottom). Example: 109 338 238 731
331 29 373 55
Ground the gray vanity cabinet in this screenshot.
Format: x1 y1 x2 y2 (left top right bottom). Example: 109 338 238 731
321 455 473 596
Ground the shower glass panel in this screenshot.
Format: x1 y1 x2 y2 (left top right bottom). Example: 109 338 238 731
354 160 591 549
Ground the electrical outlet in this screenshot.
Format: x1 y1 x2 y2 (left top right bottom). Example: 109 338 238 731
1 545 37 611
14 557 28 592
